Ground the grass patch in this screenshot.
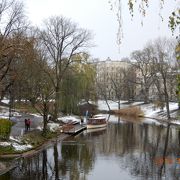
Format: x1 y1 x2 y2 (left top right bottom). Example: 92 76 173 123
0 130 59 155
14 101 54 114
22 130 59 147
0 119 14 140
0 130 61 155
113 106 144 117
0 146 16 155
14 102 38 114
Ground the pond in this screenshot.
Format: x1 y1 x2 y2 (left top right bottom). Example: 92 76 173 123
1 115 180 180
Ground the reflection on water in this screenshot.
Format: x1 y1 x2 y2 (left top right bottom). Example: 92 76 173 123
1 115 180 180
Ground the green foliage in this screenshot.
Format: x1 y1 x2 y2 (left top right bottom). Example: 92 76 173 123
60 57 97 115
128 0 134 17
22 131 45 147
14 102 39 113
176 42 180 61
110 0 179 45
0 119 13 140
0 145 16 155
169 9 180 36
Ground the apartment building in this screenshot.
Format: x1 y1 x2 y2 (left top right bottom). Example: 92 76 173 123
94 57 131 100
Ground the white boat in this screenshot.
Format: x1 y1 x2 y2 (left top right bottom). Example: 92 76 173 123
86 115 107 129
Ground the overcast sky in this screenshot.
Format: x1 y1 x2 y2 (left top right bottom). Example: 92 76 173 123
24 0 179 60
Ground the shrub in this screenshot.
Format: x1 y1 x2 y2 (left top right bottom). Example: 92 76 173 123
113 106 143 117
0 119 13 140
153 100 165 110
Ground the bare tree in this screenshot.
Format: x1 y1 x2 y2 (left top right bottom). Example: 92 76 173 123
151 38 177 120
14 38 55 132
122 66 137 102
131 47 154 103
110 68 124 109
39 16 92 120
0 0 27 100
96 80 111 111
96 68 112 111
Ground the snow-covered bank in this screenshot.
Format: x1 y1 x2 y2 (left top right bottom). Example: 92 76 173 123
142 102 178 117
0 136 32 152
0 109 22 120
97 100 179 125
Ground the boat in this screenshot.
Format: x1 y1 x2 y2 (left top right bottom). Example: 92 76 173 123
85 127 107 134
86 115 107 129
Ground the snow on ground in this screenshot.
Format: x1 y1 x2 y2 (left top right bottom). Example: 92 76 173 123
171 120 180 125
97 100 179 125
0 141 32 151
0 107 22 120
141 102 178 118
97 100 144 111
98 100 178 117
58 115 81 123
36 126 43 130
47 123 61 132
30 113 42 118
1 99 9 104
97 100 124 110
131 102 144 106
0 142 11 146
9 136 21 143
141 104 159 117
12 143 32 151
0 136 32 152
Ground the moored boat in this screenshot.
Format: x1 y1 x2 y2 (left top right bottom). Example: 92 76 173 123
86 115 107 129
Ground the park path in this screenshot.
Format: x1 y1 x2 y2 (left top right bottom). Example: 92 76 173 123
10 113 43 137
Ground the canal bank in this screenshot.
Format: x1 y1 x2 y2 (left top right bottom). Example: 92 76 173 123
0 123 87 175
0 132 70 176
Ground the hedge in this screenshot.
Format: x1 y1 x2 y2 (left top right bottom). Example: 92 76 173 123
0 119 13 140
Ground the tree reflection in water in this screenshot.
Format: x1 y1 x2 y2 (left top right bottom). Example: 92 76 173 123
107 118 180 180
158 123 180 180
1 115 180 180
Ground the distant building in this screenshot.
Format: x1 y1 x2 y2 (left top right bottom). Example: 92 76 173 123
94 57 178 102
94 57 131 99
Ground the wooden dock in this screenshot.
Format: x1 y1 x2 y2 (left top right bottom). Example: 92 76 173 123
62 124 86 135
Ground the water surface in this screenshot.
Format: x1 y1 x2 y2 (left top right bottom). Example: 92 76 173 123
1 115 180 180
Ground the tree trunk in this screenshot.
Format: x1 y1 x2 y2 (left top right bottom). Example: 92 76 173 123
104 98 111 111
163 77 171 120
54 144 59 179
54 86 60 121
43 102 48 133
144 86 149 104
118 100 121 110
159 124 170 177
